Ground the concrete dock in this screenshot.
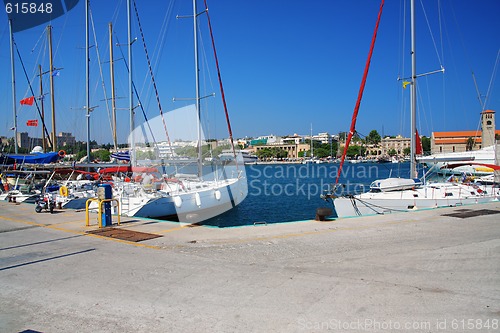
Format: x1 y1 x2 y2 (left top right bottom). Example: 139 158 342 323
1 200 499 332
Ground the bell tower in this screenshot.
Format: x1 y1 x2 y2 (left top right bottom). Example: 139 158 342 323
481 109 495 148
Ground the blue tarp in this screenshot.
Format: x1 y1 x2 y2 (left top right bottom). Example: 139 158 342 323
5 152 61 164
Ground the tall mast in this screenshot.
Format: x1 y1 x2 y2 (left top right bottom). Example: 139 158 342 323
127 0 135 166
410 0 417 178
39 65 46 152
85 0 91 162
109 22 117 150
193 0 202 178
9 19 18 153
48 25 57 151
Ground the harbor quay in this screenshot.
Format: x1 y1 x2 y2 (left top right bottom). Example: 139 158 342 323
0 200 499 332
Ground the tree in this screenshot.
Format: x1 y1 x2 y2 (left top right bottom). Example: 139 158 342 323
255 147 288 160
421 136 431 154
367 130 381 145
388 148 397 156
403 147 411 156
93 149 111 162
346 145 361 158
466 137 475 151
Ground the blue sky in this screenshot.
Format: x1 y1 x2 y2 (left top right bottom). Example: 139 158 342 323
1 0 499 145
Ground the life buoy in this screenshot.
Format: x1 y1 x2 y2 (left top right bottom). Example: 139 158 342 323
59 185 68 197
58 150 66 158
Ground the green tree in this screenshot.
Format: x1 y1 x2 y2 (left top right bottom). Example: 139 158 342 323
421 136 431 154
256 147 288 159
388 148 397 156
313 147 330 158
346 145 361 158
403 147 411 156
93 149 111 162
367 130 381 145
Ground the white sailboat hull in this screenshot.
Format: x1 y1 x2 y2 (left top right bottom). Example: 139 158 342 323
118 176 247 224
334 182 499 218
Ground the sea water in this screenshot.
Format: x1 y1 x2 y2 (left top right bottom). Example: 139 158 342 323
203 162 411 227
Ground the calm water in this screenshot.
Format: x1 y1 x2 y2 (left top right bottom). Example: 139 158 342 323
203 162 411 227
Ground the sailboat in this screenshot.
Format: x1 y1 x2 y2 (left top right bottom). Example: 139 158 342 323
323 0 499 218
115 0 247 224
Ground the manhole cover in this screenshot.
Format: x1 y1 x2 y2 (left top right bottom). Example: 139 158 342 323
442 209 500 219
87 227 162 242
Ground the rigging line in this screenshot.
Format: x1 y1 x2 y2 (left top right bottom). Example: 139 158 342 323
483 48 500 111
132 0 172 154
418 0 443 66
114 35 159 148
30 29 46 54
89 6 114 136
335 0 385 186
437 0 445 70
203 0 237 161
13 39 53 148
136 0 173 109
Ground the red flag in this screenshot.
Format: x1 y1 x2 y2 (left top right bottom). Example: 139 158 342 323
20 96 35 105
415 129 423 155
26 119 38 127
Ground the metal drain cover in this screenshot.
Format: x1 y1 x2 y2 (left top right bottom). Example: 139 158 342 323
87 227 162 242
442 209 500 219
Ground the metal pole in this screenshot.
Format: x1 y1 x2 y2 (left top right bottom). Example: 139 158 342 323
109 22 117 150
9 19 18 153
48 25 57 151
39 65 46 152
410 0 417 178
193 0 202 178
85 0 91 162
127 0 135 166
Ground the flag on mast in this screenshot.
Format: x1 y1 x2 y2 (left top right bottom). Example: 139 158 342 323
20 96 35 105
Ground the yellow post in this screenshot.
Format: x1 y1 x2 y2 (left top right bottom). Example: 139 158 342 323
85 198 100 227
98 199 121 228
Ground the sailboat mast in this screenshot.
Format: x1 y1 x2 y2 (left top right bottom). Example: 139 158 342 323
109 23 118 151
85 0 91 162
410 0 417 178
127 0 135 166
39 65 46 152
9 19 18 154
193 0 202 178
48 25 57 151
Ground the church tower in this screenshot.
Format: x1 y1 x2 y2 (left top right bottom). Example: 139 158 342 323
481 109 495 148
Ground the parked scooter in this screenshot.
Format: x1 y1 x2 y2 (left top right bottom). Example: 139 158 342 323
35 193 56 213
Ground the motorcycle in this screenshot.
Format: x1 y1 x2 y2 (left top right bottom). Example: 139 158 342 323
35 193 56 213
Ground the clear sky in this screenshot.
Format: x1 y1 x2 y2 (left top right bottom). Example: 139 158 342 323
1 0 499 145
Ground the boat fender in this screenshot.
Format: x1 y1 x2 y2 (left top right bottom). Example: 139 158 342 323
195 192 202 207
174 196 182 208
58 150 66 158
59 185 69 197
214 189 221 201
